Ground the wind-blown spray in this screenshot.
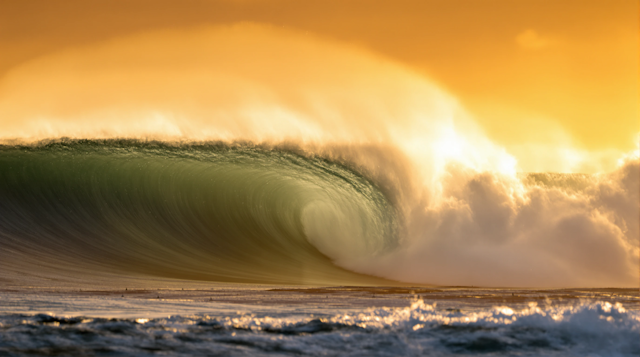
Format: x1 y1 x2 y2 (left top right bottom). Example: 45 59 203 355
0 25 637 287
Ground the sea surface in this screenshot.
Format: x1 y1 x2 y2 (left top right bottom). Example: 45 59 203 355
1 286 639 356
1 140 638 356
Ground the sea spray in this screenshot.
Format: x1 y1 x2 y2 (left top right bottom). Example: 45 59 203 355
0 298 637 356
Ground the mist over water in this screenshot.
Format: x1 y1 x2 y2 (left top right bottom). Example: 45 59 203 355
0 24 637 287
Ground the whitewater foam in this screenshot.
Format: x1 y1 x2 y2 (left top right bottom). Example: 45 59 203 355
1 296 638 356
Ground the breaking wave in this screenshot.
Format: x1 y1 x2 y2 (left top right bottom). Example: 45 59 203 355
0 25 637 287
0 140 398 285
1 139 637 287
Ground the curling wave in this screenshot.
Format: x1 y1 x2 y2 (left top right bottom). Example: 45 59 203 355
0 25 637 287
0 140 399 285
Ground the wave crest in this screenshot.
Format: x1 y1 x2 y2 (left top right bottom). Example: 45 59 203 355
0 139 398 284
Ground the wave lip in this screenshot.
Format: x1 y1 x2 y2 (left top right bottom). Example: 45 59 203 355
0 139 399 285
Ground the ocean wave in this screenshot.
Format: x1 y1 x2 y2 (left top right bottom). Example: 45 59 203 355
0 139 398 285
1 24 637 288
1 138 639 287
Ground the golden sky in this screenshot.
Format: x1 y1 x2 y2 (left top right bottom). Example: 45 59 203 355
1 0 638 171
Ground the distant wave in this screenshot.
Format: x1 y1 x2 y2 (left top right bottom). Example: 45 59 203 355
0 139 398 285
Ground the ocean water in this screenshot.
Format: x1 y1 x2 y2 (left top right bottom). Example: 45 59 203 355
2 139 637 287
1 290 639 356
0 140 638 356
0 140 397 286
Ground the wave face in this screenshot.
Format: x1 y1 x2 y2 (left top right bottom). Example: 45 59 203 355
0 140 398 285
